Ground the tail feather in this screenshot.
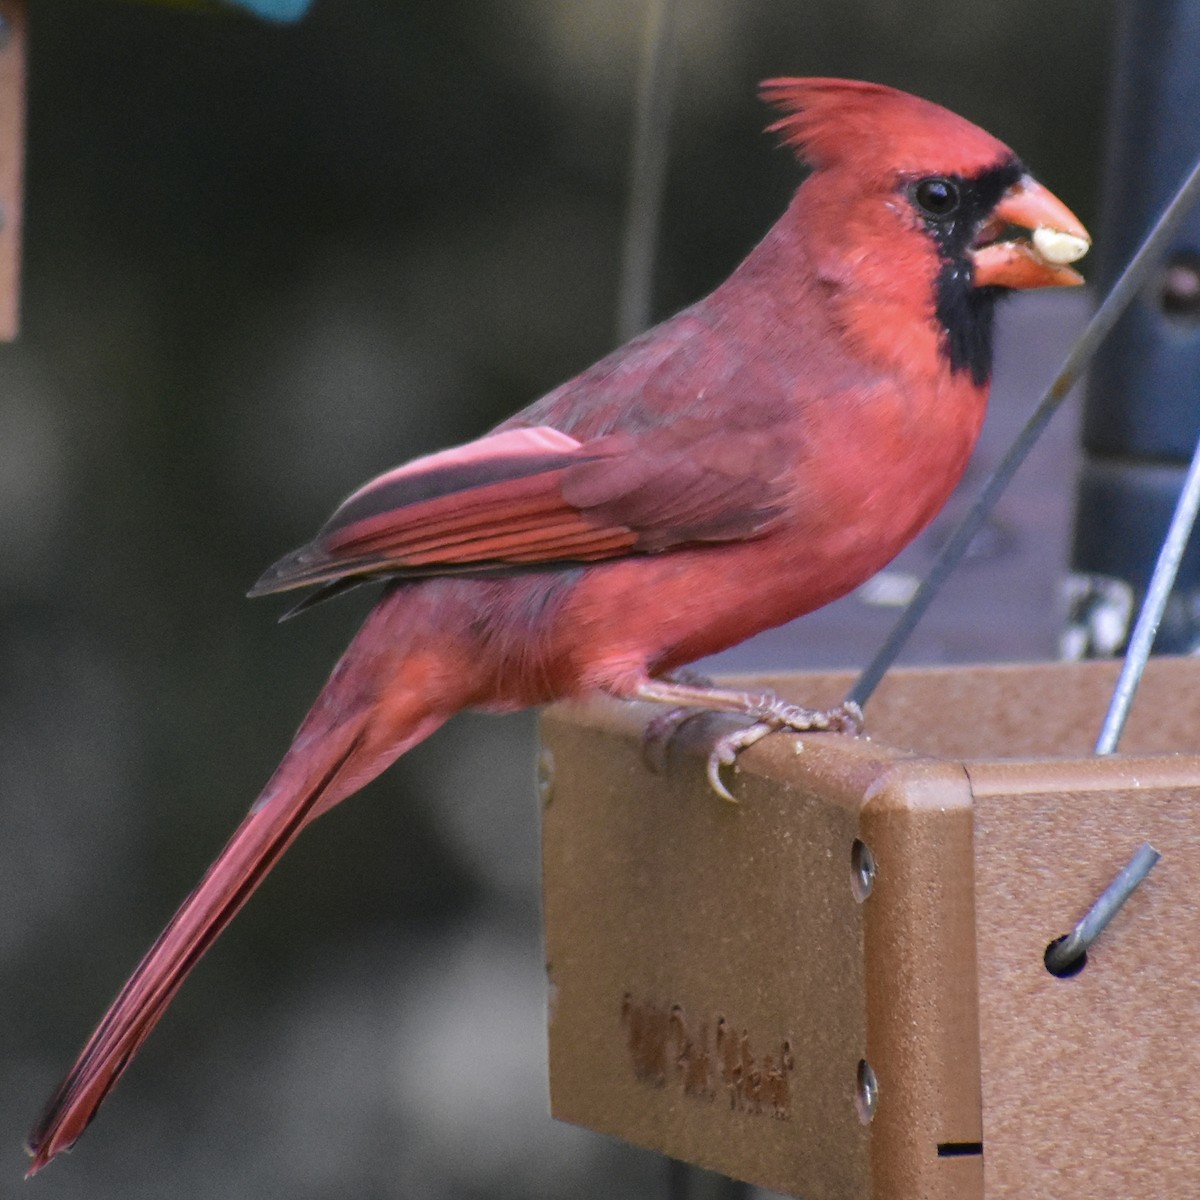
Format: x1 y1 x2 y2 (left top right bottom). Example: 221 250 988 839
25 726 370 1175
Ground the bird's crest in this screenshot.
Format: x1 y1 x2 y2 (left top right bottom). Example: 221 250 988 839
760 77 1012 178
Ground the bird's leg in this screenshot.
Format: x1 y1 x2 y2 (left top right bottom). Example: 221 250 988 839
640 670 718 773
627 678 863 801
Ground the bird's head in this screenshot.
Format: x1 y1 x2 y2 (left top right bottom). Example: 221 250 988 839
760 77 1090 384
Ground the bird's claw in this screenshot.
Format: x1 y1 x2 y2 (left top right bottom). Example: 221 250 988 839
706 722 774 801
705 698 864 801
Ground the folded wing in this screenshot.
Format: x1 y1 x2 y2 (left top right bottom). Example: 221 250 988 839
250 421 789 600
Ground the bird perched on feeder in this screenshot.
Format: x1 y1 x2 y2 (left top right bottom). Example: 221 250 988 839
27 77 1089 1173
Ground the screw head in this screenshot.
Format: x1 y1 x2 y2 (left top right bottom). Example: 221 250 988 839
850 839 876 902
855 1059 879 1124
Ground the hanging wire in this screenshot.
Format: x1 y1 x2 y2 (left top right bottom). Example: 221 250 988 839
846 150 1200 712
616 0 682 343
1094 427 1200 753
1043 842 1161 975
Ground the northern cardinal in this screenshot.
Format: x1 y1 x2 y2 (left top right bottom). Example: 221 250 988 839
27 77 1089 1173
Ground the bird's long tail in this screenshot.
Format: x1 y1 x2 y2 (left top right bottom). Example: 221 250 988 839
26 612 455 1175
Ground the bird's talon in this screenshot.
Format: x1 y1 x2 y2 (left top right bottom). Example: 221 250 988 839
703 721 777 800
697 700 863 800
707 756 737 803
835 700 865 735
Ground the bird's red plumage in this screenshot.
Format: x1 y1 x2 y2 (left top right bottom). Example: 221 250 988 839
760 77 1011 176
27 78 1086 1174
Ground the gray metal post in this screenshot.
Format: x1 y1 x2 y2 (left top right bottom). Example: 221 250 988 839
1069 0 1200 655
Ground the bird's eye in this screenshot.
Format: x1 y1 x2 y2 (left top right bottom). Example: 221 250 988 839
915 177 960 217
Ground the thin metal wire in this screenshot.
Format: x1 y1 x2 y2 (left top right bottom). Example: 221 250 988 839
1095 431 1200 753
616 0 681 343
1044 842 1160 974
846 151 1200 711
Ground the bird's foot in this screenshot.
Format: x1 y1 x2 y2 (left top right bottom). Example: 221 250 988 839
741 694 864 736
627 676 863 801
702 698 863 801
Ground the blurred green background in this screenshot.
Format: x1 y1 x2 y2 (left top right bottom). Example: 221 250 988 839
3 1 1109 1196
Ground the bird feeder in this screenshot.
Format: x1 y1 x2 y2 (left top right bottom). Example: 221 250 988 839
540 656 1199 1199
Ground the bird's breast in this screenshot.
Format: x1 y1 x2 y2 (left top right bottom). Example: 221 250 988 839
549 369 990 687
789 368 989 562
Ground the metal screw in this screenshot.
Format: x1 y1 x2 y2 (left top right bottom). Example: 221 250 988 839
850 839 876 902
536 747 555 805
855 1059 878 1124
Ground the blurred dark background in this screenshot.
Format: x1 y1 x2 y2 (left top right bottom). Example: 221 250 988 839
3 1 1110 1196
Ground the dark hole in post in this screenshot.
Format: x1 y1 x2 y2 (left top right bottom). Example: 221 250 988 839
1043 934 1088 978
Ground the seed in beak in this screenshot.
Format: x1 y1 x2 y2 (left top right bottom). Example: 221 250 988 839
1032 225 1090 266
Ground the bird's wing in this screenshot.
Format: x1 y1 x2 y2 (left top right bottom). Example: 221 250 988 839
250 421 789 600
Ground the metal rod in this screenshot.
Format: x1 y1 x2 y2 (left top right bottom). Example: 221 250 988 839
1044 842 1160 975
616 0 681 343
846 150 1200 712
1095 429 1200 753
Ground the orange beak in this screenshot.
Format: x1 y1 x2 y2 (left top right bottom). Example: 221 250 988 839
971 175 1091 289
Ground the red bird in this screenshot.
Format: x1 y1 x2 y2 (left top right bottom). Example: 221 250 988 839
27 78 1088 1172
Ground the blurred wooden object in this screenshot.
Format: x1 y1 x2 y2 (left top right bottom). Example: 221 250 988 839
0 0 25 340
541 658 1200 1199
